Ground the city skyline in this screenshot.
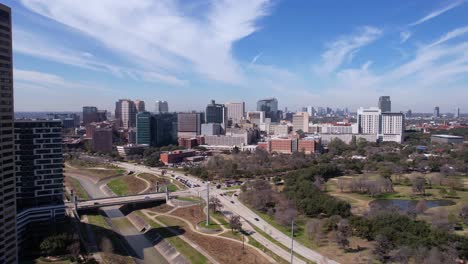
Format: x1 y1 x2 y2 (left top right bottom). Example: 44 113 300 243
6 0 468 112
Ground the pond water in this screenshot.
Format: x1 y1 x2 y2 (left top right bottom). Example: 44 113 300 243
369 199 455 211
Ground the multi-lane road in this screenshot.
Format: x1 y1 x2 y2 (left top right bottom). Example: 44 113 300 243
115 162 339 264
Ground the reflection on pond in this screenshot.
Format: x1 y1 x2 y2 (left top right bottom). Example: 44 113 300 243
369 199 455 211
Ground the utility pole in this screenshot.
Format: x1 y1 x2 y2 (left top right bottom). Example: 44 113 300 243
290 219 294 264
206 182 210 226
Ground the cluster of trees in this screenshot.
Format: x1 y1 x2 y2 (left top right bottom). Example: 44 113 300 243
39 232 80 258
284 171 351 218
349 209 468 262
341 175 394 197
240 180 298 227
187 149 314 180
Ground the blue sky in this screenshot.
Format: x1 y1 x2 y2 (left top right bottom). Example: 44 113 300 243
6 0 468 113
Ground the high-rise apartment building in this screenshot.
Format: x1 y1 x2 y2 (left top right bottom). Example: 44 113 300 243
205 100 227 128
134 100 146 112
115 99 137 128
378 96 391 112
225 102 245 125
257 98 279 122
292 112 309 133
14 120 66 248
14 120 64 209
178 112 203 139
455 108 460 118
357 107 381 134
155 100 169 113
357 107 404 143
381 112 405 143
433 106 440 118
0 4 17 263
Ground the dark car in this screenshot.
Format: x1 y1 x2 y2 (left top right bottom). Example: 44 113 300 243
254 218 259 221
230 201 235 204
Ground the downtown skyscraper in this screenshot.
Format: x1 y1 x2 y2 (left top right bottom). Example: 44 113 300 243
0 4 17 263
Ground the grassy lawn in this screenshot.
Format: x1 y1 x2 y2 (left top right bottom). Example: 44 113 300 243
247 236 289 264
136 211 208 264
197 221 223 231
222 185 241 190
212 212 229 226
66 176 90 200
107 178 129 196
248 222 314 264
175 196 202 203
167 184 178 192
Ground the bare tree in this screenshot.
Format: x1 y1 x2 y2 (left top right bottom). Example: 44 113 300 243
390 246 412 264
459 205 468 225
337 179 346 192
274 199 297 227
335 219 351 250
229 215 242 233
412 177 426 195
431 208 452 232
209 196 223 213
373 234 391 262
306 219 323 246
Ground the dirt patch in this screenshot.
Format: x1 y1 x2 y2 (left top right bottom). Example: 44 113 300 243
65 167 124 182
148 203 174 214
139 173 169 193
170 206 205 227
158 215 270 264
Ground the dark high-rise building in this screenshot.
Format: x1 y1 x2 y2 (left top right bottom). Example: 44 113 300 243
205 100 227 127
0 4 17 263
378 96 391 112
14 120 66 249
14 120 64 209
257 98 279 122
155 113 178 146
434 106 440 118
136 111 153 146
83 106 98 126
136 112 177 147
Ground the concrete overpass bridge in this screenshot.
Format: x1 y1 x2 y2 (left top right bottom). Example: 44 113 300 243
67 190 191 211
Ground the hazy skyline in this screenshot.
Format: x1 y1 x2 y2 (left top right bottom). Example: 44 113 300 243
6 0 468 113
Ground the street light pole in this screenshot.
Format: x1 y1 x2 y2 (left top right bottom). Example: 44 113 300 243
206 182 210 226
290 219 294 264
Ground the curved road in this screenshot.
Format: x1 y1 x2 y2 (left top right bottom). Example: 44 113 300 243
115 162 339 264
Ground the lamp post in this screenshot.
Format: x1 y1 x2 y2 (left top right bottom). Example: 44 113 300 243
206 182 210 226
290 219 294 264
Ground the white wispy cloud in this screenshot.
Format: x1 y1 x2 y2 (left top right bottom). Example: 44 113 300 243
313 26 382 74
14 28 188 86
426 25 468 48
324 30 468 110
409 0 465 26
400 31 412 43
19 0 272 84
250 52 263 65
